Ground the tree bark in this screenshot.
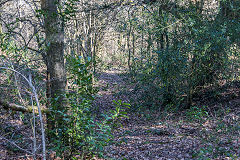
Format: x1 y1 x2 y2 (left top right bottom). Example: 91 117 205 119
40 0 66 130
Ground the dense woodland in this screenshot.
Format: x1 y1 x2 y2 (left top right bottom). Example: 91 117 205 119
0 0 239 159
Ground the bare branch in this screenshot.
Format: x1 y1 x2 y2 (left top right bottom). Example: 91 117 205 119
0 136 33 155
0 67 46 160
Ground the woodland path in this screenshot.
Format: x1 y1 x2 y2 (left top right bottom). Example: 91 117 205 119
94 69 201 160
94 69 240 160
93 68 132 113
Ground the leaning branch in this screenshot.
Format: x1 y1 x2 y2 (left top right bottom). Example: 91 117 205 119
0 99 49 114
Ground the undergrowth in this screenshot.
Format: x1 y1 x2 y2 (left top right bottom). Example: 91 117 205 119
48 56 130 159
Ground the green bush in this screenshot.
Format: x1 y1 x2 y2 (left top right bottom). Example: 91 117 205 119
186 105 209 122
129 1 240 110
49 56 130 159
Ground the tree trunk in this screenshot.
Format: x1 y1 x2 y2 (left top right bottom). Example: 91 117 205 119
40 0 66 131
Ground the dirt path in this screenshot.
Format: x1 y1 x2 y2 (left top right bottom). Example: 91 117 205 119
93 68 131 113
94 69 240 160
94 69 200 159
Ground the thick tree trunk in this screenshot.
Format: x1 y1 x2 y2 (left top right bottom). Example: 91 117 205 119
40 0 66 130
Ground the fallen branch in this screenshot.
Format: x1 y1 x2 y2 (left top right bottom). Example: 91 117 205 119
0 99 50 114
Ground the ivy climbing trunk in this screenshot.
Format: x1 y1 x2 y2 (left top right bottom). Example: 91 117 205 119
40 0 67 132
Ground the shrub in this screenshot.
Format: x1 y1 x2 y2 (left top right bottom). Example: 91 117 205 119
48 56 130 159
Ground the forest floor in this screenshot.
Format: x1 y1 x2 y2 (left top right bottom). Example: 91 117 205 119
0 68 239 160
93 68 240 160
